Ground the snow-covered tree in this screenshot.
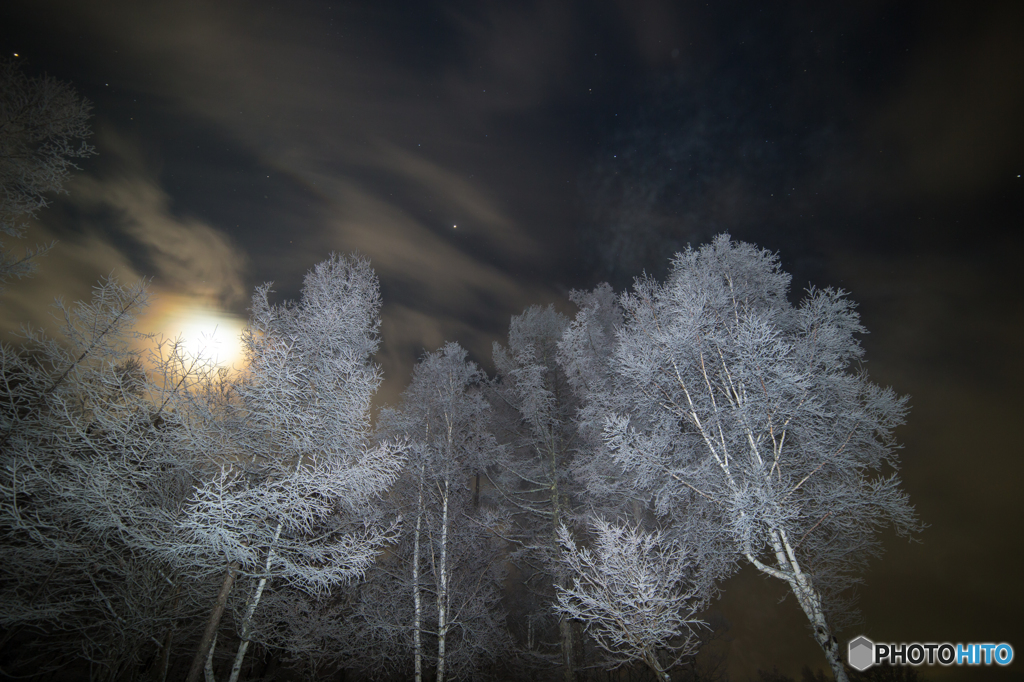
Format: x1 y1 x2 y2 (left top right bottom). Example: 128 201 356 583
580 235 921 682
0 279 217 680
556 284 650 518
487 304 590 680
554 520 708 681
172 254 406 682
0 58 95 286
360 341 511 682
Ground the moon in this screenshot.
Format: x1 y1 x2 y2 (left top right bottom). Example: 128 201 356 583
146 302 247 371
172 309 246 368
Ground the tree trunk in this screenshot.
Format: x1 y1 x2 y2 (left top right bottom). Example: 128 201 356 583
204 631 218 682
436 480 450 682
550 447 576 682
413 466 424 682
779 529 848 682
152 582 182 682
558 614 576 682
155 624 174 682
186 561 240 682
643 648 671 682
762 528 849 682
228 523 282 682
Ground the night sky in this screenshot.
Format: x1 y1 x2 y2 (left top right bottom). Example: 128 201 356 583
2 1 1022 680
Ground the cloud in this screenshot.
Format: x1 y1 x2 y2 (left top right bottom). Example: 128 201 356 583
0 223 142 338
0 128 249 345
4 0 581 398
119 188 248 304
374 143 541 261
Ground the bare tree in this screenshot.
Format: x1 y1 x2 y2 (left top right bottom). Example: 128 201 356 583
577 235 922 682
0 58 95 285
554 520 708 681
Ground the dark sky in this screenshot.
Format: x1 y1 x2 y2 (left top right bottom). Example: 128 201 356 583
2 1 1022 680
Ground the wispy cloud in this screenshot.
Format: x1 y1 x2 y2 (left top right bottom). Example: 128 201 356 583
67 130 249 308
1 128 249 347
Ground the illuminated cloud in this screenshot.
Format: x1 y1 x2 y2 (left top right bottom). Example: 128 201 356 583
65 129 249 308
0 128 250 371
0 224 142 338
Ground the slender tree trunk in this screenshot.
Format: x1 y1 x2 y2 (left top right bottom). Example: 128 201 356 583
436 480 450 682
155 623 174 682
763 528 849 682
185 562 240 682
204 632 218 682
228 523 282 682
780 529 848 682
550 445 576 682
413 467 424 682
152 582 182 682
642 649 671 682
558 614 576 682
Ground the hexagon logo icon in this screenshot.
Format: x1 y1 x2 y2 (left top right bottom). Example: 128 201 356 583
848 636 874 672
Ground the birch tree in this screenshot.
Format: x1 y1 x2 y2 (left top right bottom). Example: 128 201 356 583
555 284 645 518
584 235 921 682
169 254 405 682
554 520 708 681
369 342 511 682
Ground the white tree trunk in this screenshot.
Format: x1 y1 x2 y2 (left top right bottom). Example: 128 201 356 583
436 480 450 682
204 631 218 682
775 529 848 682
748 528 849 682
413 467 424 682
643 649 671 682
227 523 283 682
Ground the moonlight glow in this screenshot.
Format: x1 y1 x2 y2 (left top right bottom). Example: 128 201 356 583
162 306 246 370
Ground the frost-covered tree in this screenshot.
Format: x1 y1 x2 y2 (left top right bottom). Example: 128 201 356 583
577 235 921 682
362 342 511 682
0 58 95 286
172 254 406 682
0 279 218 680
556 284 650 518
487 304 590 680
0 253 405 680
554 520 708 681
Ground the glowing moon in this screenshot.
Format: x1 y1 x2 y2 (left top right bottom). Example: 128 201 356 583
172 309 245 368
149 302 247 371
